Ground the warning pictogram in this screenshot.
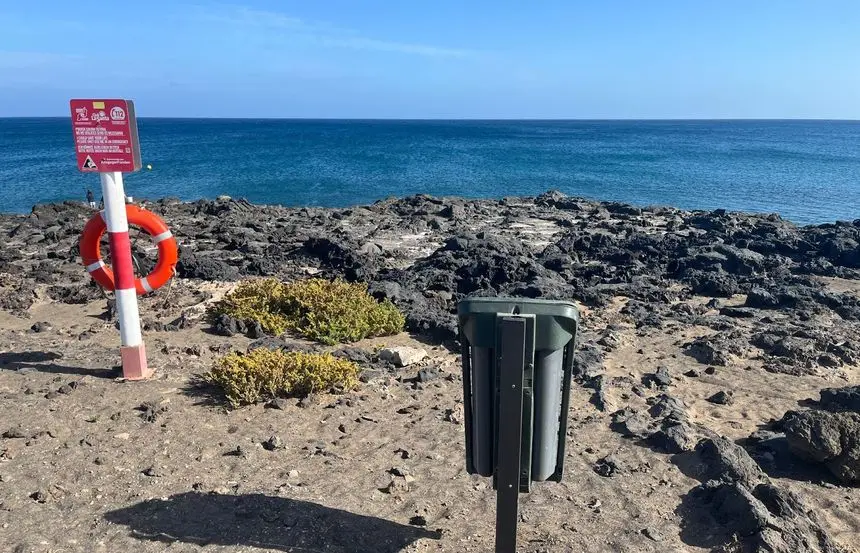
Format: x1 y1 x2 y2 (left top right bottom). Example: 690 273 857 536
82 155 98 170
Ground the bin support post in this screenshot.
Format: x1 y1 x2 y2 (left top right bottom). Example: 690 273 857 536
495 317 527 553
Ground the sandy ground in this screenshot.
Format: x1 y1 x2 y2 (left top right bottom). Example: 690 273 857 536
1 279 858 553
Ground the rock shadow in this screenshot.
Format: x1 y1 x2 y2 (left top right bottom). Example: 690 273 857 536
675 487 736 550
104 492 440 553
0 351 119 378
670 450 708 481
742 433 839 486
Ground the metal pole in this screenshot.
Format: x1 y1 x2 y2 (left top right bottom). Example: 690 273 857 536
461 340 476 474
99 171 150 379
495 317 527 553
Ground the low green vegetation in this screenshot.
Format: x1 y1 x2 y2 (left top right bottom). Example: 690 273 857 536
211 278 292 335
210 277 405 345
206 348 359 407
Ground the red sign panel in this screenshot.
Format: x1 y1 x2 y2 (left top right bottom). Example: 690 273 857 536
70 99 142 173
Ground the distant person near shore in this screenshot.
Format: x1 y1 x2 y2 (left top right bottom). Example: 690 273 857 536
85 188 96 208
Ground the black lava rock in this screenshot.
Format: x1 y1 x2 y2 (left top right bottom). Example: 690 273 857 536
707 391 735 405
176 253 240 281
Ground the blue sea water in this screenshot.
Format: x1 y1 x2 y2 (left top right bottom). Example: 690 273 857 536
1 118 858 225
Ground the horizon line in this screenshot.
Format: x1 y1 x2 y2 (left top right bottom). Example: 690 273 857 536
2 116 860 122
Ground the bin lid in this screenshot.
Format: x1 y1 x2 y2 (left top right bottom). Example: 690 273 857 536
457 296 579 350
458 296 579 322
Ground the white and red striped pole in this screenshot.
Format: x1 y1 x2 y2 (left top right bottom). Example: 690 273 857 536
100 171 151 380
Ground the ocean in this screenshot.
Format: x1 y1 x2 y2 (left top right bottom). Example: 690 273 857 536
1 119 858 225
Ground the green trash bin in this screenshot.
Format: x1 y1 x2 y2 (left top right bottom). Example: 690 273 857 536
458 297 579 486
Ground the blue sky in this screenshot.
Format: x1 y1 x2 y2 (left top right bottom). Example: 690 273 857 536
1 1 859 118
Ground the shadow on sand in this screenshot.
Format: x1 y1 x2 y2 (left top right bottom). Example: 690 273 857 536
0 351 119 378
668 451 737 550
180 373 232 407
104 492 440 553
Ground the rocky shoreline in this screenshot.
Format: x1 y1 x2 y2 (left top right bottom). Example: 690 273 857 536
1 191 859 552
4 191 860 368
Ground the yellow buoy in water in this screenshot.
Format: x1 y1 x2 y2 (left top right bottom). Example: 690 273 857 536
146 164 152 170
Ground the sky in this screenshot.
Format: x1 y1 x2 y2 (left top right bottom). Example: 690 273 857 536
1 1 859 118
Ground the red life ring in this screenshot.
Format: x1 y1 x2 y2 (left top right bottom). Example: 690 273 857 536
79 205 179 295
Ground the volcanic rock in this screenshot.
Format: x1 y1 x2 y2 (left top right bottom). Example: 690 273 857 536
684 438 845 552
177 253 240 281
782 409 860 484
707 391 735 406
819 386 860 413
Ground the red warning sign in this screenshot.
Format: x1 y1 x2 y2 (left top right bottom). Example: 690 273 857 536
70 99 142 173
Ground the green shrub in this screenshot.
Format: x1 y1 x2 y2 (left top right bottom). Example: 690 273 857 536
210 277 405 345
279 278 404 344
206 348 359 407
210 278 291 335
